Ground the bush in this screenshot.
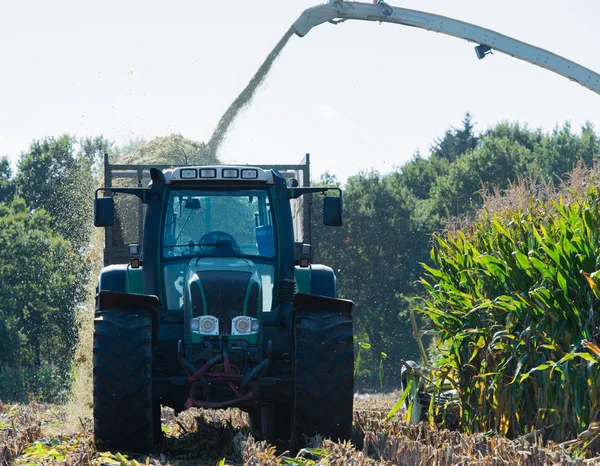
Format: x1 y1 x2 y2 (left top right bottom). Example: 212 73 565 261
0 365 73 404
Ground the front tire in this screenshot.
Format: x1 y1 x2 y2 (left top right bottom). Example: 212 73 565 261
93 310 158 452
291 311 353 451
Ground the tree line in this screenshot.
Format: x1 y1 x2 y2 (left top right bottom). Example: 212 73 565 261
312 114 600 389
0 116 598 400
0 135 108 401
0 134 208 401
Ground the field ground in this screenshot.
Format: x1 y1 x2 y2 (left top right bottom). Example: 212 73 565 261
0 393 597 466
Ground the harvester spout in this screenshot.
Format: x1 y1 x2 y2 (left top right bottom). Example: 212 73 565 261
291 3 340 37
291 1 600 96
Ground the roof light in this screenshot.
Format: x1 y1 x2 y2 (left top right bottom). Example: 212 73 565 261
200 168 217 178
222 168 239 178
241 169 258 179
180 169 197 179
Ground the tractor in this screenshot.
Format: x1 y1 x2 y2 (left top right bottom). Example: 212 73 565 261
92 158 354 452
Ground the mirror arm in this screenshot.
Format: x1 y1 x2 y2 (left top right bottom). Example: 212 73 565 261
288 187 341 199
95 187 149 203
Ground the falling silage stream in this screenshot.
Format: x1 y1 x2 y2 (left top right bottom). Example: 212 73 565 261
205 28 295 159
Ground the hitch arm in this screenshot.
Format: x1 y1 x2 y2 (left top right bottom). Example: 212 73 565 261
292 1 600 96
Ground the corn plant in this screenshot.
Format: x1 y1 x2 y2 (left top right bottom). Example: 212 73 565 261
417 177 600 447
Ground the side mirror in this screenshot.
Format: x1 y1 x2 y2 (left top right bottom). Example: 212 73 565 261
323 196 342 226
94 197 114 227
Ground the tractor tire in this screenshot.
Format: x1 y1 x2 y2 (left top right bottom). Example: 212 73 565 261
291 311 353 451
248 403 292 444
247 408 262 436
93 309 158 452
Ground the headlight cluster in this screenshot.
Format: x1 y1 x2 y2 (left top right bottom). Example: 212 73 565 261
176 167 260 180
190 316 219 335
190 315 260 336
232 316 260 335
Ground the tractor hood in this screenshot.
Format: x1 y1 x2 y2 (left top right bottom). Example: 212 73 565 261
183 257 262 337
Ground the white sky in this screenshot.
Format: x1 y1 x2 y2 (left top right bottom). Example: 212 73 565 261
1 1 599 182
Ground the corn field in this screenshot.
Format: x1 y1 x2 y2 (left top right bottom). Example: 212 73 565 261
418 168 600 454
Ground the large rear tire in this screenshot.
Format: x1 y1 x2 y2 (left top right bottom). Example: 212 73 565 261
291 311 353 451
93 310 158 452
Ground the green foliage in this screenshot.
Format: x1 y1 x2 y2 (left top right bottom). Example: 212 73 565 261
313 115 600 391
0 156 15 203
314 171 431 388
0 366 73 403
417 170 600 441
386 379 412 421
0 198 81 402
16 135 96 247
430 136 531 217
398 152 447 200
431 113 479 163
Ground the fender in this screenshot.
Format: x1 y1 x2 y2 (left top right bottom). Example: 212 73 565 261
294 264 338 298
293 292 353 314
96 290 160 346
98 264 144 295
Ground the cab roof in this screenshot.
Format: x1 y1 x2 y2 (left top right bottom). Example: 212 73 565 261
164 166 274 184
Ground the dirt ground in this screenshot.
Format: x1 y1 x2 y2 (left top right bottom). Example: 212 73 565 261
0 394 594 466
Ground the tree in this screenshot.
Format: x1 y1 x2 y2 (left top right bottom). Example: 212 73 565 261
532 122 595 177
431 113 479 162
16 135 95 248
0 198 80 401
0 156 15 203
430 136 532 217
311 118 600 390
312 171 426 387
79 135 114 176
399 152 447 200
483 121 543 153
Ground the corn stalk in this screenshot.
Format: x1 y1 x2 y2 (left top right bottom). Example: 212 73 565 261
417 182 600 450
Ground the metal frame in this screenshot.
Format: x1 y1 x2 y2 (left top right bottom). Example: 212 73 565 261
102 153 312 266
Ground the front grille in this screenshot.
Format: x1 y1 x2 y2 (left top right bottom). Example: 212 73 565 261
197 270 252 324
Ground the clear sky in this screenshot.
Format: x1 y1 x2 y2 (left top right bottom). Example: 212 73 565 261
1 1 599 181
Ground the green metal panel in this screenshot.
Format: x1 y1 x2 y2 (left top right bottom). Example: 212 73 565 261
184 257 263 346
126 266 144 294
294 266 311 294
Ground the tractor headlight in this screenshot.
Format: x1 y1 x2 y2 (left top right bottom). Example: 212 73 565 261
232 316 260 335
190 316 219 335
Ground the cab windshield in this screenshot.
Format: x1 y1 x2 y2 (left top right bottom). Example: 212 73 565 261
162 189 275 259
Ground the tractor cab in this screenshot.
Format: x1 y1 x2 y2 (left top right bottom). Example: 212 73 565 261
92 161 353 453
